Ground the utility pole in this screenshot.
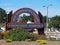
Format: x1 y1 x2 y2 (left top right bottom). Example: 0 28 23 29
43 4 52 30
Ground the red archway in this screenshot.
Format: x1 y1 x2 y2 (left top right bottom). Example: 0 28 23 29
11 8 40 24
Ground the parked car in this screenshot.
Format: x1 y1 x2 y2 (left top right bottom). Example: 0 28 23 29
0 28 8 36
0 29 3 32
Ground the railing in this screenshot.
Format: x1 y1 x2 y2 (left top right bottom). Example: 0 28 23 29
45 31 60 38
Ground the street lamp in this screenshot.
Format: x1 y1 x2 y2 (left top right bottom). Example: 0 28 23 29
43 4 52 30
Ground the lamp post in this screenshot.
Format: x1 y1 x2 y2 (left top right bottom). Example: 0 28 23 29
43 4 52 30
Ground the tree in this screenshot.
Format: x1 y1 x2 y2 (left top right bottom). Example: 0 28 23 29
0 8 7 23
20 14 33 22
43 16 47 28
48 15 60 31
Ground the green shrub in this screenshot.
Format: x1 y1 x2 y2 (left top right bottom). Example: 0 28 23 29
49 38 56 41
4 28 36 41
5 39 12 42
32 34 47 40
25 39 31 42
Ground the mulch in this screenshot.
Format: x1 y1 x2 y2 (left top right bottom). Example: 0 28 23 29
0 40 60 45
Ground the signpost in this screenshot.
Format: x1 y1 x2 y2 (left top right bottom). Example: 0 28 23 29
7 8 44 34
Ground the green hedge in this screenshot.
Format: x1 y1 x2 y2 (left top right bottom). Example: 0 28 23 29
4 28 36 41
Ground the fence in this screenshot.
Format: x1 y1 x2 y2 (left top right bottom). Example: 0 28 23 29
45 31 60 39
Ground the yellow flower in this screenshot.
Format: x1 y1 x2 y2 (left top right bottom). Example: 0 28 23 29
36 40 46 44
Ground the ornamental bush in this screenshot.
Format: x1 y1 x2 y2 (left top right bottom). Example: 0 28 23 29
25 39 31 42
36 40 46 44
4 28 36 41
5 39 12 42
